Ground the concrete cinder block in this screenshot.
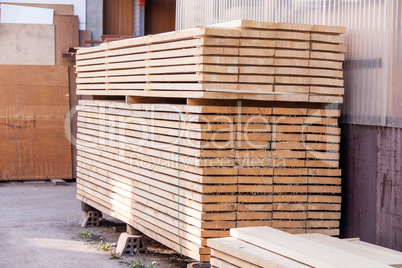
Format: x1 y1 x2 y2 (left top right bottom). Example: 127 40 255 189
187 262 211 268
115 232 146 256
79 211 102 227
50 179 66 186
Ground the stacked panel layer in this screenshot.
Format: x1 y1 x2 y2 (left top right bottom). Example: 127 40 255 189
75 20 345 103
207 227 395 267
76 100 342 261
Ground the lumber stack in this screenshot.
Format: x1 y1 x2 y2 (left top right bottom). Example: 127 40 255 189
76 100 342 261
75 20 345 103
208 226 402 267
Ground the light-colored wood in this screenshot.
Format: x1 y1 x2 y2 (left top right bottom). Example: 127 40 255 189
76 99 343 261
209 227 398 268
311 33 345 44
208 237 309 268
298 234 402 267
75 20 345 103
76 191 210 261
230 227 390 268
210 256 240 268
312 25 346 34
211 250 259 268
0 24 55 65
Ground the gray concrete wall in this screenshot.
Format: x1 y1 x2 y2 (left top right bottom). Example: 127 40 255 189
340 124 402 251
86 0 103 43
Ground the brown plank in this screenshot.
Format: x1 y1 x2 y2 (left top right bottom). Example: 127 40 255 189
1 3 74 15
0 65 72 181
79 30 92 47
54 15 80 65
103 0 134 35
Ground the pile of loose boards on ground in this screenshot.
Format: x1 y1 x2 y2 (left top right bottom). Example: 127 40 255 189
208 226 402 267
75 20 346 261
0 3 91 181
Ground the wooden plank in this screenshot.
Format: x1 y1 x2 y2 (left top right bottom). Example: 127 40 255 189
230 227 390 268
208 237 309 268
0 24 55 65
76 176 233 239
0 65 71 181
54 15 79 65
77 160 236 214
311 43 346 53
74 21 345 104
308 212 341 219
79 30 92 47
309 60 343 69
312 25 346 34
69 65 78 179
210 256 240 268
2 3 74 15
80 99 273 114
310 86 344 95
311 33 345 44
298 234 402 267
76 172 236 230
75 98 343 260
75 89 336 104
310 51 345 61
77 142 238 178
76 191 210 261
211 250 259 268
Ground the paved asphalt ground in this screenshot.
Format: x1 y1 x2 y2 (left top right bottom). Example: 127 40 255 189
0 182 191 268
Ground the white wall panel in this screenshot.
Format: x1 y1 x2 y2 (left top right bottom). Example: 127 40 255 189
1 0 86 29
1 4 54 24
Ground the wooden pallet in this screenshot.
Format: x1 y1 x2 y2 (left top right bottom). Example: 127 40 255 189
208 226 402 267
75 20 345 103
76 100 342 261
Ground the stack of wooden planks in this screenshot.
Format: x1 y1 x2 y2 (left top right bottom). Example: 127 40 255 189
75 20 345 103
208 226 402 267
76 100 342 261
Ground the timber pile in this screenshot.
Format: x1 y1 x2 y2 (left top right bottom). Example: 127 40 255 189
76 100 342 261
75 20 345 103
208 226 402 267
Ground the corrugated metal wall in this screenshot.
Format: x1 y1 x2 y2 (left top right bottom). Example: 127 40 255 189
176 0 401 128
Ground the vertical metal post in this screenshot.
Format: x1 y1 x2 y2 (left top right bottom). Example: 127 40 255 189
134 0 146 36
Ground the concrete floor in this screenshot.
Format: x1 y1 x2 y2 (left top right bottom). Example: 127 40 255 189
0 182 191 268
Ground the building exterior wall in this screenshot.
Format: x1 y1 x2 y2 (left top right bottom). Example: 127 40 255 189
340 124 401 251
376 126 402 250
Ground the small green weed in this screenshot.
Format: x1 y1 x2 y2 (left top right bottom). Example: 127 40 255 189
110 252 121 259
78 230 93 239
121 259 158 268
97 240 113 251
